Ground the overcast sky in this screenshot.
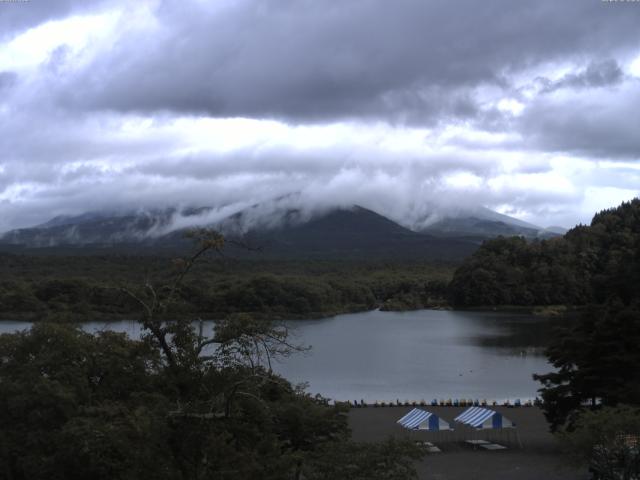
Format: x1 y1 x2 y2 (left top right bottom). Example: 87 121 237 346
1 0 639 232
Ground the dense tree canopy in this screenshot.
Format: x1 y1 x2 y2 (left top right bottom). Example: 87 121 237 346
534 304 640 430
449 198 640 308
0 255 452 321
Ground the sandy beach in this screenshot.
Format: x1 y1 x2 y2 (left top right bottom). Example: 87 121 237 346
349 405 587 480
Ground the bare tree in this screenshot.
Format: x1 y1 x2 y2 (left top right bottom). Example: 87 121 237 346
121 228 226 370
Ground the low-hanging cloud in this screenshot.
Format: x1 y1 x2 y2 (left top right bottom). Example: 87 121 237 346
0 0 639 234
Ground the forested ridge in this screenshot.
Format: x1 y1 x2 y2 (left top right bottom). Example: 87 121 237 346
0 256 452 321
449 199 640 307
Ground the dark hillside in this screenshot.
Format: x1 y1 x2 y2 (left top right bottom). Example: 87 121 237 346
232 206 477 260
0 206 478 261
449 198 640 307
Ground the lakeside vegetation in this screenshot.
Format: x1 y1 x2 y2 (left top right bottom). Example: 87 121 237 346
449 199 640 308
0 255 452 322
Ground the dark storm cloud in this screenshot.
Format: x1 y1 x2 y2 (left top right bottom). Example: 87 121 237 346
538 59 625 93
58 0 640 124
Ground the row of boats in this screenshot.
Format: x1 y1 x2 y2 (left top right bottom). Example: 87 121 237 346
347 397 540 407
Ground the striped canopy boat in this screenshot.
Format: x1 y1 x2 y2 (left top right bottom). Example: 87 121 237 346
454 407 516 429
397 408 452 431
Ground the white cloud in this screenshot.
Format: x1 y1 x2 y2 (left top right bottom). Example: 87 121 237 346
629 53 640 77
581 187 639 222
0 107 628 231
444 172 484 189
0 0 639 233
497 98 525 116
0 11 120 71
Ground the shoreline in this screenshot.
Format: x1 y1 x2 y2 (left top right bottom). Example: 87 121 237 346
337 399 540 408
0 303 580 323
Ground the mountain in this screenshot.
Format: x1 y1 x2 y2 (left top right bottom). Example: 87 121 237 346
0 207 223 254
542 226 569 235
0 205 477 260
420 216 540 239
417 206 561 241
0 202 565 260
217 205 478 260
0 209 180 248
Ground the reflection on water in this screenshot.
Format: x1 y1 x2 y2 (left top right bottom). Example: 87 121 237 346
274 309 555 402
454 311 555 355
0 309 555 402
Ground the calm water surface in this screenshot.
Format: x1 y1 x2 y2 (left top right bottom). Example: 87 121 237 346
0 309 553 402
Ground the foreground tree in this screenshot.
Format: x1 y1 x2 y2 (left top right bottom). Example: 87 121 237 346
560 406 640 480
534 304 640 431
0 324 168 480
0 230 424 479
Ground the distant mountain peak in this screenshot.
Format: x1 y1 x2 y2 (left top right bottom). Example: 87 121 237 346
0 201 563 257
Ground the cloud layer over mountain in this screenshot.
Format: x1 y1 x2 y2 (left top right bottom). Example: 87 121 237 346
1 0 639 231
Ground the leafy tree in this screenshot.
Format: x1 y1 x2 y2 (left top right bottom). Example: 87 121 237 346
534 305 640 431
0 324 166 480
559 406 640 480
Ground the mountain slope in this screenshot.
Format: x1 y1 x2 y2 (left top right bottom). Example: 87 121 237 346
224 206 477 260
417 206 561 240
1 201 564 260
420 216 540 239
0 208 213 249
0 205 478 260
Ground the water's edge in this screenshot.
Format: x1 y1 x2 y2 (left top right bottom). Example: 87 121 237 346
0 309 553 403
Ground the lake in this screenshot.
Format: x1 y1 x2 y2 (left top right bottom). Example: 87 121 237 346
0 309 553 403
